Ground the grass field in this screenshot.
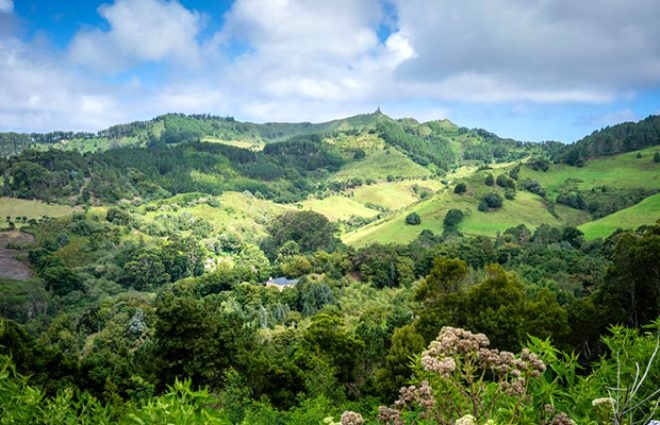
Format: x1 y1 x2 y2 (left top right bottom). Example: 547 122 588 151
350 179 444 211
458 191 562 237
0 197 77 228
299 195 380 221
201 137 263 151
579 193 660 239
342 188 566 246
331 148 432 182
519 147 660 197
341 188 442 247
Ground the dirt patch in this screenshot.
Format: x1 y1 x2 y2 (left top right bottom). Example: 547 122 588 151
0 231 36 280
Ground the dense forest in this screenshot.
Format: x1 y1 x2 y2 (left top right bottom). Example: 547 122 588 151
1 112 659 424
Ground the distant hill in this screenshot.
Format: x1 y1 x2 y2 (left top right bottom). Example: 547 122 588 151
1 111 659 242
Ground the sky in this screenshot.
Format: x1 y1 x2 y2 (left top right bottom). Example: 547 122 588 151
1 0 659 143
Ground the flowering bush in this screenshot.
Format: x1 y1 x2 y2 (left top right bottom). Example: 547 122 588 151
375 326 572 425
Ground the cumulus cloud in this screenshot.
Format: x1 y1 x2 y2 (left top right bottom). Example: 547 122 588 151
391 0 660 102
209 0 418 121
2 0 660 139
69 0 203 72
0 38 127 131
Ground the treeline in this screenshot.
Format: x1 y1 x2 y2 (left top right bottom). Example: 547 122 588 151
562 114 660 165
0 135 349 204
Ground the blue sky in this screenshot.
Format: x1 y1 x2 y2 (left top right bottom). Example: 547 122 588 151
1 0 659 143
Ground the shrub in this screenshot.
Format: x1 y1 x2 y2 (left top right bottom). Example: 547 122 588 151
496 174 515 189
484 174 494 186
443 209 464 230
454 183 467 194
405 212 422 225
106 207 131 226
527 157 550 172
520 178 546 198
479 193 503 211
556 192 587 210
509 165 520 180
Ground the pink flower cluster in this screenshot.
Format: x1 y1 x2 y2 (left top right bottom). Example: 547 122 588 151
421 326 546 382
340 410 364 425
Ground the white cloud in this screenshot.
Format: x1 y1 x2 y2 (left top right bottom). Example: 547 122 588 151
2 0 660 140
0 0 13 14
0 38 121 131
210 0 417 122
390 0 660 102
69 0 203 72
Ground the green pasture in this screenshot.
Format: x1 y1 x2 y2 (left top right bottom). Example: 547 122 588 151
458 191 562 237
298 195 380 221
201 137 263 151
579 193 660 239
520 147 660 197
350 179 443 211
0 197 77 227
331 148 432 182
342 188 566 246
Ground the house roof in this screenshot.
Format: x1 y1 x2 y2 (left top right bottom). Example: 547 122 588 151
267 277 299 286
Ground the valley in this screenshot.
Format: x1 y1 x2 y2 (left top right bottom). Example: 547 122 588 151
1 111 659 424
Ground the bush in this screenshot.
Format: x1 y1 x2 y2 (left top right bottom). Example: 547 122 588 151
520 178 546 198
556 192 587 210
443 209 464 230
106 207 131 226
504 188 516 200
479 193 503 211
527 158 550 172
405 212 421 225
484 174 494 186
654 152 660 163
454 183 467 194
509 165 520 180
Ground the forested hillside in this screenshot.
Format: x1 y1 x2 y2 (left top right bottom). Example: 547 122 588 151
1 112 660 424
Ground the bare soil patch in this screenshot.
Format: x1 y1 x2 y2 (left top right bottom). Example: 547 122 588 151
0 231 35 280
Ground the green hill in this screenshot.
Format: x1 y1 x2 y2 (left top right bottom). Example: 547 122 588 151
579 193 660 239
1 112 659 243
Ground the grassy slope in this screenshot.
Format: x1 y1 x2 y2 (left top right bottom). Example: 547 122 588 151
351 179 444 210
298 196 380 221
299 178 444 222
0 197 77 227
200 137 263 151
579 193 660 239
342 188 562 247
342 148 660 246
518 147 660 198
331 148 433 182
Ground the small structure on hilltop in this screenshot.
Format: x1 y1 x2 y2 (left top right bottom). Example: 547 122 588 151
265 276 299 291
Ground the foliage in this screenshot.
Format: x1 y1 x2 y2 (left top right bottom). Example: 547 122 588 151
1 110 660 424
562 114 660 165
454 182 467 194
443 209 464 231
404 212 421 225
375 326 551 424
478 193 503 212
264 210 341 257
